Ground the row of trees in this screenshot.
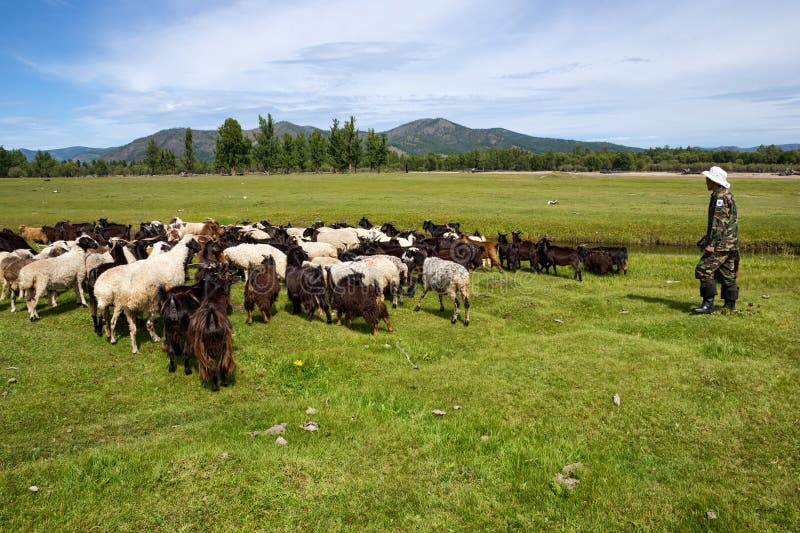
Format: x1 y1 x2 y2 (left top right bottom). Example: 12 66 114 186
2 114 799 177
388 144 800 173
213 115 387 175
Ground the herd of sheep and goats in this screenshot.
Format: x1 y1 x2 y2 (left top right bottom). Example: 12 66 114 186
0 217 627 391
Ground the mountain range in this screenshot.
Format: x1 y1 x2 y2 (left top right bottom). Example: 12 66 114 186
15 118 798 162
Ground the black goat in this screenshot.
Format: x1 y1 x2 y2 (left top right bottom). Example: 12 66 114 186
285 246 332 323
244 255 280 325
0 229 34 253
537 237 582 281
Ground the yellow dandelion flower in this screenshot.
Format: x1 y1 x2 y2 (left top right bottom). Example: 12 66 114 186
294 359 303 367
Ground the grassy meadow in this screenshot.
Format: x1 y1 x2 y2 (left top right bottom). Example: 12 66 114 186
0 172 799 531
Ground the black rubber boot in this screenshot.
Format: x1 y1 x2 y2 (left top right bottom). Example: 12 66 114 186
721 284 739 312
692 281 717 314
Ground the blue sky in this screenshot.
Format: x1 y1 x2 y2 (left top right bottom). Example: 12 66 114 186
1 0 799 150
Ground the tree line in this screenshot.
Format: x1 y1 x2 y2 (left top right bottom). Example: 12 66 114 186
1 114 798 177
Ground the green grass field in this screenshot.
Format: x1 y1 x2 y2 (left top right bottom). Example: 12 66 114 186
1 172 799 531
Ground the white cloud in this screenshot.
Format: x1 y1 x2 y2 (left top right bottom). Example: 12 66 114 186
8 0 800 148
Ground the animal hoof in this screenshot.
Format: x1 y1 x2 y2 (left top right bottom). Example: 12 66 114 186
392 303 397 309
110 339 117 345
451 318 457 324
414 306 421 312
464 320 470 327
185 368 192 375
168 365 176 373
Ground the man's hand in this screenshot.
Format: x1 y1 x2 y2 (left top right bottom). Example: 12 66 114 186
704 245 714 253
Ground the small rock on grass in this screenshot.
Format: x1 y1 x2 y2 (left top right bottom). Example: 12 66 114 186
481 435 489 442
761 294 770 299
299 421 319 432
305 407 317 415
8 378 17 384
453 405 462 410
432 409 446 416
553 472 579 491
247 422 287 437
613 393 621 406
29 486 39 493
276 436 287 446
706 511 717 520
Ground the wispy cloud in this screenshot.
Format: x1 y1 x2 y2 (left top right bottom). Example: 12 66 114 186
704 86 800 104
5 0 800 148
502 63 583 80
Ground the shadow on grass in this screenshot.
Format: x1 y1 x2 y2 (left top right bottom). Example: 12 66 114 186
626 293 693 313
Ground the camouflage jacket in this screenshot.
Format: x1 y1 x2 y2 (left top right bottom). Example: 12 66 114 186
704 187 738 251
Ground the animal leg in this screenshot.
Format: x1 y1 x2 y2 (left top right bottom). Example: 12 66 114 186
260 307 269 324
336 308 343 326
438 294 445 312
291 296 301 315
102 306 114 341
76 281 87 307
305 298 317 322
210 368 219 392
0 279 7 301
49 290 58 307
27 287 42 321
146 313 161 342
124 309 139 354
463 293 471 327
413 287 429 311
181 340 192 375
383 316 394 333
167 341 177 373
246 308 253 325
220 365 229 387
9 287 17 312
319 296 332 324
391 283 398 309
451 297 460 324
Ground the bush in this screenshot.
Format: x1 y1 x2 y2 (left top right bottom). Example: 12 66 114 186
7 166 24 178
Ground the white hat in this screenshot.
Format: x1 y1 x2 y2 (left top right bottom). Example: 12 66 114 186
702 166 730 188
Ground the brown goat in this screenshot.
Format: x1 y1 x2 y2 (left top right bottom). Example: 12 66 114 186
331 272 394 336
19 225 48 244
457 236 504 272
187 275 237 391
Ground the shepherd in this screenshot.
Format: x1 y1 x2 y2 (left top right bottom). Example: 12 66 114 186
692 166 739 314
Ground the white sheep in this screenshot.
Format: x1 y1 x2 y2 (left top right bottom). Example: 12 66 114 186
95 236 201 354
294 240 338 260
355 254 408 305
326 256 402 308
220 243 287 280
413 257 471 326
314 227 360 251
17 235 99 321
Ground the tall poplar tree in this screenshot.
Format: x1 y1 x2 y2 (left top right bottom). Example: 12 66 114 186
181 128 195 173
214 118 252 176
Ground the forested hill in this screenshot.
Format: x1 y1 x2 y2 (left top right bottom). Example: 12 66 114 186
20 118 638 162
383 118 636 155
